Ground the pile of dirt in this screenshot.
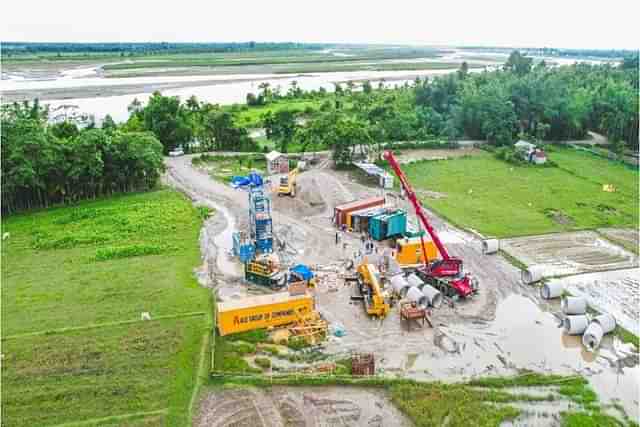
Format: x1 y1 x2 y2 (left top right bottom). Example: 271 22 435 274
270 174 326 218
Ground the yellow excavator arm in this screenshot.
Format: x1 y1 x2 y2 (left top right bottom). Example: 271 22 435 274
278 168 299 197
356 263 390 318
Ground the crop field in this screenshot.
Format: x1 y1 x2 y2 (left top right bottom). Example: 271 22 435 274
400 147 639 237
1 189 211 426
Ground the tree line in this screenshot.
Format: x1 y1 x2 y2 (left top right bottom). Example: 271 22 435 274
1 102 164 214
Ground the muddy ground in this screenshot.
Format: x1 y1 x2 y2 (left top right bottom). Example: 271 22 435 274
164 154 640 422
194 386 411 427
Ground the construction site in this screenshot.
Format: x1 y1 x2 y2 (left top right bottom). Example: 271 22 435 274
165 148 639 426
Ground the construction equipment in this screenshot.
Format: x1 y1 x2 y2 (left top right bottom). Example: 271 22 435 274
400 301 431 332
384 151 478 299
289 310 328 345
244 257 286 290
352 263 390 318
278 167 299 197
395 236 439 267
216 292 314 336
249 184 273 253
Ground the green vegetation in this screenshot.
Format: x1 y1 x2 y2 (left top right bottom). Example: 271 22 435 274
560 411 632 427
390 382 522 427
398 148 638 237
254 357 272 369
1 102 164 213
192 153 266 182
1 189 211 426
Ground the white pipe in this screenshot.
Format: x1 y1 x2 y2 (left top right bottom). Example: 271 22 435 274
522 266 544 284
386 256 402 276
561 296 587 315
390 274 410 297
406 286 427 307
593 313 616 334
421 285 442 308
563 315 590 335
482 239 499 255
540 281 564 299
406 273 424 289
583 322 604 351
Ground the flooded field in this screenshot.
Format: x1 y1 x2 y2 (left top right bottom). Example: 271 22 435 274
501 230 639 277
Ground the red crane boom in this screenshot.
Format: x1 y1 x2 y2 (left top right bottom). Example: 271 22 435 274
383 150 450 262
383 150 477 298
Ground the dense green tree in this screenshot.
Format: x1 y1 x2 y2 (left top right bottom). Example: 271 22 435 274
263 110 297 152
142 92 193 153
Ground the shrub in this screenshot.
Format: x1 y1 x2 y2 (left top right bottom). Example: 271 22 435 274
226 329 268 344
254 357 272 369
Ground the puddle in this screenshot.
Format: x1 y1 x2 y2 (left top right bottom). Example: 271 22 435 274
410 294 639 419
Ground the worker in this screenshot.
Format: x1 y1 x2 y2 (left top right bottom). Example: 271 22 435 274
360 233 366 244
335 231 340 245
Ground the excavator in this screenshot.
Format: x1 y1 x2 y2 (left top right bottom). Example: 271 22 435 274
352 263 390 318
278 168 299 197
384 151 478 299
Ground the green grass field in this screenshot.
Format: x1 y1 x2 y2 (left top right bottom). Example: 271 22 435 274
399 147 638 237
1 189 211 426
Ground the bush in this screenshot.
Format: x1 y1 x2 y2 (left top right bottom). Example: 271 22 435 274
94 244 170 261
226 329 269 344
254 357 272 369
229 341 256 355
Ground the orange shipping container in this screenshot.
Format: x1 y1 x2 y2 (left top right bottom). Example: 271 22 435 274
334 197 385 227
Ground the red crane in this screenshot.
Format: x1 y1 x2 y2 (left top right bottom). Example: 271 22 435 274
384 150 477 298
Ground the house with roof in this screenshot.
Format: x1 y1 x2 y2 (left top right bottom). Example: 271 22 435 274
265 151 289 174
514 140 547 164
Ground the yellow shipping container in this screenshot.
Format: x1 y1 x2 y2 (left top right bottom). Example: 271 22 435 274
395 237 439 266
217 292 314 336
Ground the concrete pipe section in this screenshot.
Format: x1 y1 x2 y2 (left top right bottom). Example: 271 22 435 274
406 273 424 289
593 313 617 334
561 296 587 315
482 239 499 255
563 315 590 335
583 322 604 351
406 286 427 307
521 266 545 284
390 274 410 298
421 284 443 308
540 281 564 299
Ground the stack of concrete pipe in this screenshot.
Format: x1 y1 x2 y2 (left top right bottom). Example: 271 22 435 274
406 273 424 289
406 286 427 307
562 296 589 335
482 239 499 255
522 266 546 284
583 314 617 352
540 281 563 300
421 284 443 308
390 274 410 298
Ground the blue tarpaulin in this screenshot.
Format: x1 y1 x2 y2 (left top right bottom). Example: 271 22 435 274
231 172 264 189
290 264 314 281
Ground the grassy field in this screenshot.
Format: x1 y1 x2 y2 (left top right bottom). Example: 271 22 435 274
192 153 267 182
399 147 639 237
229 99 323 128
1 189 211 426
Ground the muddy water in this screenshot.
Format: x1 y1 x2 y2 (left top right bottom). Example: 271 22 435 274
409 294 639 418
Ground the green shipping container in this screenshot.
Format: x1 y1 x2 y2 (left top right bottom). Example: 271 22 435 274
369 210 406 241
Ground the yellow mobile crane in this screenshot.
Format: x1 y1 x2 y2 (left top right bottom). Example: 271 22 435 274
353 263 390 318
278 168 299 197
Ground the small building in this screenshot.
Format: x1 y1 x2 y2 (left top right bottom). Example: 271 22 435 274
265 151 289 175
514 140 547 165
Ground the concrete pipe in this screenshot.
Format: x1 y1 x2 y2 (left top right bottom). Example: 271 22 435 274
482 239 499 255
390 274 410 298
406 286 427 307
563 315 590 335
540 281 564 300
521 266 544 284
583 322 604 352
592 313 616 334
421 284 443 308
406 273 424 289
561 296 588 315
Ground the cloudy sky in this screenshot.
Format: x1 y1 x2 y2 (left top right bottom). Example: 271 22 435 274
3 0 638 49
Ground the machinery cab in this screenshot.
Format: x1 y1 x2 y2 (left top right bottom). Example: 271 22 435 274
395 236 439 266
